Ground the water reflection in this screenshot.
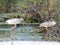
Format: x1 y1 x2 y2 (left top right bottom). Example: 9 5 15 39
0 26 43 41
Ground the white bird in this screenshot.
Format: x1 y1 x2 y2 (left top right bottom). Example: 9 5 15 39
39 20 56 33
6 18 24 30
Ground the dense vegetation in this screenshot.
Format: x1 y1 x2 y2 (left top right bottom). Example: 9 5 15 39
0 0 60 23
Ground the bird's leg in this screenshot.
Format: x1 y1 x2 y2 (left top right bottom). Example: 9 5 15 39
11 24 17 30
45 27 49 33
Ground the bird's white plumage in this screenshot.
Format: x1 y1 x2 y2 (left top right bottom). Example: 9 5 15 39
6 18 24 24
40 21 56 27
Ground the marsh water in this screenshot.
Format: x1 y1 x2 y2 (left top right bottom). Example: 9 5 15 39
0 24 44 41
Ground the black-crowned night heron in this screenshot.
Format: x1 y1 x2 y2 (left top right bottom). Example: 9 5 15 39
6 18 24 30
39 20 56 33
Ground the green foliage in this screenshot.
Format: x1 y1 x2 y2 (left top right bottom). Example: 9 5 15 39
0 0 60 23
18 1 28 8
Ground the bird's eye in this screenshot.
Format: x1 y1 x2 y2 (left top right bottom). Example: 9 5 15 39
22 20 24 22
